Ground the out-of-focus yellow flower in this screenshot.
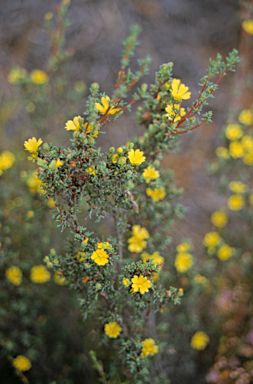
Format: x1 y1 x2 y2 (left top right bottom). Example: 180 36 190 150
229 141 244 158
165 104 186 122
8 67 27 84
203 232 221 248
216 147 230 159
65 116 81 131
128 225 149 253
242 20 253 35
45 12 53 20
91 248 109 266
74 81 86 92
131 275 151 294
142 251 164 267
30 265 51 283
95 96 120 115
128 149 146 165
194 274 209 286
241 135 253 151
228 194 245 211
27 171 42 194
47 198 55 208
27 210 34 218
238 109 253 125
225 124 243 141
30 69 49 84
174 253 193 273
142 166 160 183
176 242 192 253
191 331 209 350
141 338 159 357
0 151 15 175
123 278 131 287
169 79 191 101
243 152 253 166
24 137 43 153
54 270 68 285
5 266 22 286
217 244 235 261
104 322 122 338
228 181 248 194
13 355 32 371
146 187 166 202
211 210 227 228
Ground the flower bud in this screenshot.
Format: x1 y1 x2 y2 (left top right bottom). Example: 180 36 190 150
118 157 126 166
109 147 115 153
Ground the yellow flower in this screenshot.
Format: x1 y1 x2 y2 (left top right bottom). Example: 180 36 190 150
54 271 68 285
194 274 209 286
85 123 98 137
146 187 166 202
91 248 109 266
13 355 32 371
216 147 230 159
228 181 248 194
141 338 159 358
242 20 253 35
123 278 131 287
203 232 221 248
8 67 27 84
165 104 186 122
142 251 164 267
27 210 34 218
211 210 227 228
142 166 160 183
54 158 63 169
0 151 15 175
30 265 51 283
24 137 43 153
128 225 149 253
97 242 110 249
27 171 42 194
191 331 210 350
104 321 122 338
229 141 244 158
238 109 253 125
65 116 81 131
128 149 146 165
131 275 152 294
112 154 119 163
5 266 22 286
30 69 49 84
174 253 193 273
86 166 96 176
95 96 120 115
228 194 244 211
225 124 243 141
242 135 253 151
217 244 235 261
47 198 55 208
176 242 192 253
243 152 253 166
170 79 191 101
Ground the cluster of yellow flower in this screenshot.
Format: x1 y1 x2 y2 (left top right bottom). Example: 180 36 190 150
104 321 159 357
174 242 194 273
128 225 149 253
203 231 235 261
8 67 48 85
0 150 15 175
5 265 51 286
142 165 166 202
216 109 253 164
164 78 191 123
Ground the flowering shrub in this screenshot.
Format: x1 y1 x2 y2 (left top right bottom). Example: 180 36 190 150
19 13 239 381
